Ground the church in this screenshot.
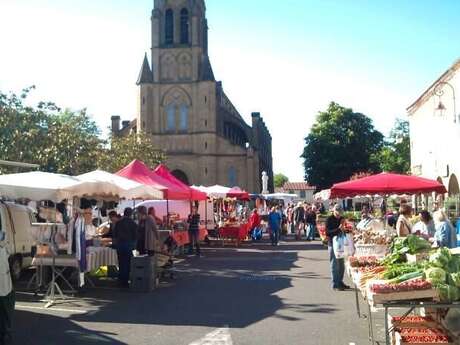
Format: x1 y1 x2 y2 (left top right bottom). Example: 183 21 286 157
111 0 273 193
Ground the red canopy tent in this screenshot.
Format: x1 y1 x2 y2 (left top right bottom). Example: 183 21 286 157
116 160 191 200
330 172 447 199
227 187 250 200
152 164 207 201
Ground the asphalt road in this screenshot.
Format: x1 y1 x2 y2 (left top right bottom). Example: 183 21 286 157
12 238 385 345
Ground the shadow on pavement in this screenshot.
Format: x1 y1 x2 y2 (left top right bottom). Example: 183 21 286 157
13 241 337 343
13 309 128 345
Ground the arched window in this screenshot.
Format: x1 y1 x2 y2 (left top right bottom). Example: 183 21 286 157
228 167 237 187
180 8 189 44
165 9 174 45
179 105 188 132
166 104 175 132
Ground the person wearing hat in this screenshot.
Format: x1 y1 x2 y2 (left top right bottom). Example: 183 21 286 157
326 205 350 291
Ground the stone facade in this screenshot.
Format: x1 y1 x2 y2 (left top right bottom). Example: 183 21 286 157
112 0 273 193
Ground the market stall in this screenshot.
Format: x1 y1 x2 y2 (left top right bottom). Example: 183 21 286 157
331 173 460 344
194 185 251 246
0 169 163 307
117 160 209 249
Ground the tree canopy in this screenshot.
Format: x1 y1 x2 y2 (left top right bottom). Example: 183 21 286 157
301 102 384 190
0 87 164 175
97 132 165 173
274 173 289 188
375 119 410 174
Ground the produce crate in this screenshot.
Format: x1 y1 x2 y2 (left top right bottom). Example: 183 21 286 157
355 244 388 258
394 329 454 345
366 280 438 307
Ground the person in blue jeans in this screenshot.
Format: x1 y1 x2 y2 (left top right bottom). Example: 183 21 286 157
268 207 282 246
326 205 350 291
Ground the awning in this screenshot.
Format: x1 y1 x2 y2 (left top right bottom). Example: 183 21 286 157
77 170 163 200
330 173 447 199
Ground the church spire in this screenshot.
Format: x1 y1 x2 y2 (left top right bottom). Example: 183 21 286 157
136 53 153 85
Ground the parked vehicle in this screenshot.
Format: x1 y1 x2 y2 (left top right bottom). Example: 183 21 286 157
0 201 37 280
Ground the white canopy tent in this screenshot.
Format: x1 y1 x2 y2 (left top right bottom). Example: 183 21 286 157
192 185 231 199
77 170 163 200
264 193 298 202
0 171 94 202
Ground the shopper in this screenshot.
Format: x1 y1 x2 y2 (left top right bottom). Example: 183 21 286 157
138 206 159 256
187 206 201 256
326 205 350 291
148 207 163 228
305 205 317 241
248 209 262 241
268 207 282 246
103 211 121 239
286 204 294 234
113 208 138 287
294 202 305 240
0 228 14 345
433 210 457 249
413 211 435 238
396 204 413 237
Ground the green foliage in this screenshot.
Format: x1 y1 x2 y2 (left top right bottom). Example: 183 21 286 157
374 119 410 174
97 131 165 173
301 102 384 190
0 87 164 176
274 173 289 188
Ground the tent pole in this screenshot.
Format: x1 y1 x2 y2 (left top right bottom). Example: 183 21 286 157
166 199 170 230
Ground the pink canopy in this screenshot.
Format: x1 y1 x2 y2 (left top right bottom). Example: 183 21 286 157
117 160 206 201
153 164 207 201
330 172 447 199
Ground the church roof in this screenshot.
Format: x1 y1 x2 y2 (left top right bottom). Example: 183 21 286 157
137 53 153 85
200 56 215 81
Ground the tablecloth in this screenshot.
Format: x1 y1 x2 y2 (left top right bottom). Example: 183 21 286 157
32 247 118 273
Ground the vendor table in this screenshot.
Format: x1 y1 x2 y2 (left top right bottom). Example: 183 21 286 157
382 301 460 345
31 247 118 273
218 224 248 246
158 228 208 247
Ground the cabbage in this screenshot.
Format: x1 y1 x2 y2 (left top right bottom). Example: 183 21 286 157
425 267 447 286
451 273 460 288
437 284 460 302
430 248 451 269
447 255 460 273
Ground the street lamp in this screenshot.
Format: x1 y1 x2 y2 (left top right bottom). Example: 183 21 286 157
434 81 457 123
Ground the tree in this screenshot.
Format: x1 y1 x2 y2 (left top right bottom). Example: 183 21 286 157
375 119 410 174
0 87 103 175
274 173 289 188
98 131 165 173
301 102 384 190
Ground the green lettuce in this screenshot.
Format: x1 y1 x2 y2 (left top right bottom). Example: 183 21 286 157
425 267 447 286
430 248 452 269
450 273 460 288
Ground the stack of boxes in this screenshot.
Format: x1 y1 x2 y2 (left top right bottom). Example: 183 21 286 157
130 256 157 292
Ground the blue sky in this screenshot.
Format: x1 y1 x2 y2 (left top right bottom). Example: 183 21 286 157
0 0 459 182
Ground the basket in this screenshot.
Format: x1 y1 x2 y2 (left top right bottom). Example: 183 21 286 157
354 244 387 258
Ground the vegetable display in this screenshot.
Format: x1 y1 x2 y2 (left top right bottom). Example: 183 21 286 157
382 235 432 266
370 279 432 294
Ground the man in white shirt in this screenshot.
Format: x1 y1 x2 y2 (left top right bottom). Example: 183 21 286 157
0 229 14 345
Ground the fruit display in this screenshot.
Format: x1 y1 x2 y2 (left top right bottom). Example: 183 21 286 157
370 279 432 294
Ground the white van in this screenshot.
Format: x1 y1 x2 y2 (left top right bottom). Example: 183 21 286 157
0 201 36 280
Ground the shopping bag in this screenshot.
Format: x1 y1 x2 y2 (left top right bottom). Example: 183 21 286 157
343 233 355 257
333 234 346 259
